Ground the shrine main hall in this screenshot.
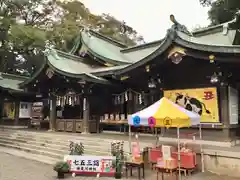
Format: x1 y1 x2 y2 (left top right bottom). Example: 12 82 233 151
1 15 240 143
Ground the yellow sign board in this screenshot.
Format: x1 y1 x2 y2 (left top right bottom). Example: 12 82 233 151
163 87 219 123
3 102 15 119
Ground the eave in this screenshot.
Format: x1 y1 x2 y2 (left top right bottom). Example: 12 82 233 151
19 50 113 88
0 73 29 92
114 27 240 75
79 34 131 66
48 61 111 85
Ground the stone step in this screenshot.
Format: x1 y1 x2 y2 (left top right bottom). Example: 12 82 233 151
0 130 129 145
0 130 128 161
0 133 111 151
0 138 110 161
0 137 110 156
0 130 144 151
0 141 63 159
2 128 234 148
0 146 58 165
0 132 132 153
13 129 150 144
0 129 126 144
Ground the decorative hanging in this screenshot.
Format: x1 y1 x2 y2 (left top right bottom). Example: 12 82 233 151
78 44 88 57
114 96 118 105
138 94 142 104
145 65 150 72
209 54 215 63
168 46 186 64
124 91 128 101
112 89 149 106
50 90 83 107
57 96 61 106
120 94 124 104
129 91 132 101
61 97 64 107
117 96 121 104
134 94 138 105
69 96 71 105
46 68 54 79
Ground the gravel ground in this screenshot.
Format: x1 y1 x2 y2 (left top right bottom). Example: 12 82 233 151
0 152 237 180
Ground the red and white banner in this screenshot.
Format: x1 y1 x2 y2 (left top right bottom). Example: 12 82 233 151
64 155 115 176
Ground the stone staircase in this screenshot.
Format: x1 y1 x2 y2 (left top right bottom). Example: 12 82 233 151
0 128 238 167
0 129 151 165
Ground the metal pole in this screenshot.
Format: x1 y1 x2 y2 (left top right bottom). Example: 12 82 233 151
129 125 132 155
199 124 204 172
177 127 181 180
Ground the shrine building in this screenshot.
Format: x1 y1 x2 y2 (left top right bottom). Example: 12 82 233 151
1 15 240 142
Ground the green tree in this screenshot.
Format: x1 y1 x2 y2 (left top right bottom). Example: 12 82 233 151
1 0 144 74
200 0 240 25
0 0 59 73
49 1 144 51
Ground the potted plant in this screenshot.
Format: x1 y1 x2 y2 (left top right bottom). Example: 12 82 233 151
53 161 70 179
111 141 124 179
115 154 123 179
69 141 84 155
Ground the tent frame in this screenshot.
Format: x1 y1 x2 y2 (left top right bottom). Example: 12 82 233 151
128 124 204 180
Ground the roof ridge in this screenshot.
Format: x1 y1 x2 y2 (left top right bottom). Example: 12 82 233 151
55 49 87 62
2 73 29 80
121 39 163 53
192 18 237 35
88 30 128 48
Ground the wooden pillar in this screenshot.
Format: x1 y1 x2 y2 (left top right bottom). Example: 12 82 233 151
82 96 90 134
219 86 230 139
14 101 20 126
49 95 56 131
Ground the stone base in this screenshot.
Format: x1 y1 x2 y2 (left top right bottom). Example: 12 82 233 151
160 127 239 142
81 131 90 135
48 129 56 132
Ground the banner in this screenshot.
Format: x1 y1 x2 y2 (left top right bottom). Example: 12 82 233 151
64 155 115 175
164 87 219 123
3 102 15 119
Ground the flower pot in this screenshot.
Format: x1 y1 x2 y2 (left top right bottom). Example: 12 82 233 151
114 172 122 179
57 171 65 179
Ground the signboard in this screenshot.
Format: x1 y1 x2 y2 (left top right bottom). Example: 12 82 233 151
164 87 219 123
31 102 43 117
64 155 115 176
19 102 32 118
162 145 171 160
228 87 238 125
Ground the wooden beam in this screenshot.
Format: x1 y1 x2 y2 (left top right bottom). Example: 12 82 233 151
185 48 240 63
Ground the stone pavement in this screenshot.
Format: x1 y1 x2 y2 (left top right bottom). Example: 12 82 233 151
0 152 237 180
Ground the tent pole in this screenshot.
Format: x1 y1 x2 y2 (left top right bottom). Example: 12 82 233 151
129 125 132 155
177 127 181 180
199 124 204 172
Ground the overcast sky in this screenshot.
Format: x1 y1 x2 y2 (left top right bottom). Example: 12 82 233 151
80 0 210 42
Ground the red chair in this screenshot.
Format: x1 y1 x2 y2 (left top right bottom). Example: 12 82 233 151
149 148 162 169
172 152 196 169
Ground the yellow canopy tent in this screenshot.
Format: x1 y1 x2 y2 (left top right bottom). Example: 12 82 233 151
128 97 204 178
128 97 200 128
